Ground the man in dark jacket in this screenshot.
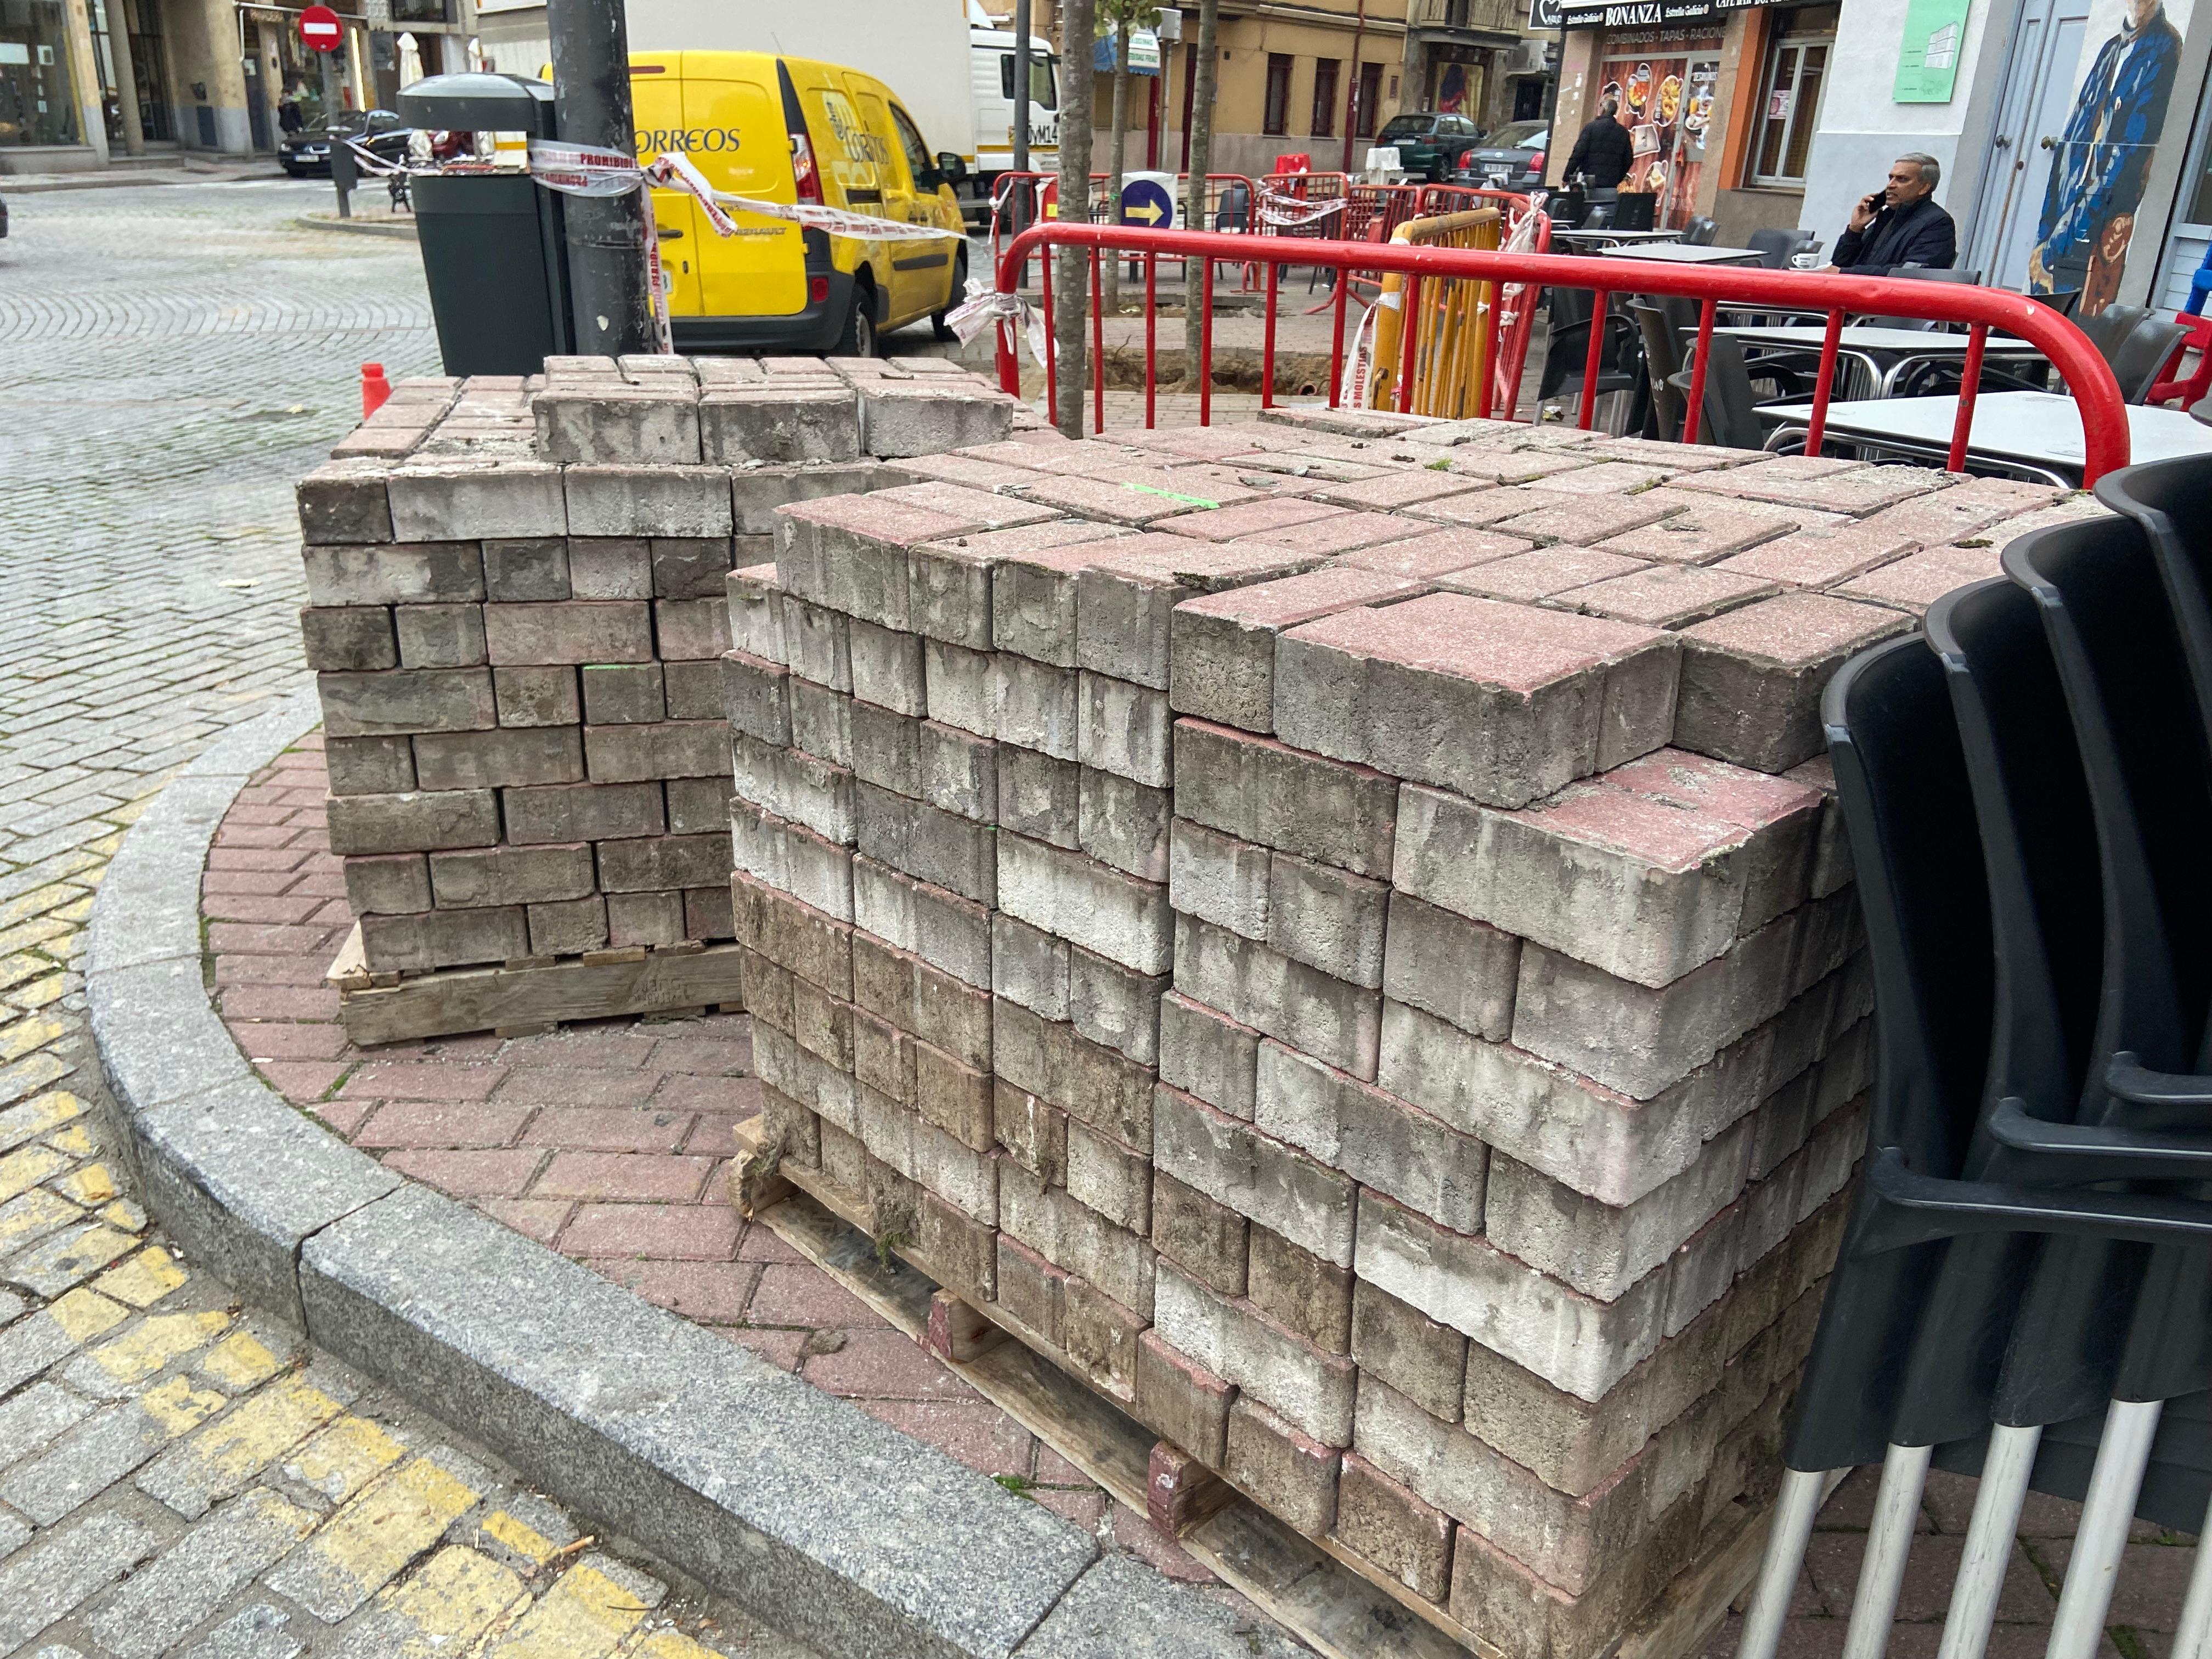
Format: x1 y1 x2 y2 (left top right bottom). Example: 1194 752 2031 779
1825 153 1957 275
1564 99 1633 201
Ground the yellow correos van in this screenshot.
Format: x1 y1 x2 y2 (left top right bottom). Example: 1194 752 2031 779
629 52 970 356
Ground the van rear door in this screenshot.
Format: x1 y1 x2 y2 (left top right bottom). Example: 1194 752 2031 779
665 53 804 318
628 57 703 319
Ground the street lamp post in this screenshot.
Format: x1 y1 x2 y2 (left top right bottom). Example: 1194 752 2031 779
548 0 655 358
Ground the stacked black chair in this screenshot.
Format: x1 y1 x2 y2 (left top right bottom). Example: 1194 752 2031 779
1737 494 2212 1659
1537 284 1639 421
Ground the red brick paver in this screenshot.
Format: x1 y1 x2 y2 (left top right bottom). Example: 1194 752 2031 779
207 743 2199 1657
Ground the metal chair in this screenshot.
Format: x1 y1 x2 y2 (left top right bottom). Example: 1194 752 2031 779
1682 215 1718 246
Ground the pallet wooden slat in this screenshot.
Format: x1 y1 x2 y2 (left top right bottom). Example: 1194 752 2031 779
735 1126 1781 1659
329 934 747 1046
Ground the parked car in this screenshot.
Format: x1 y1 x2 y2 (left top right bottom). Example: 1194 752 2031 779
0 191 8 239
280 109 461 178
1452 119 1548 193
1374 111 1485 182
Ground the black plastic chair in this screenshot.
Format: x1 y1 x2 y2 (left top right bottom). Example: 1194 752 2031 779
1579 201 1617 232
1991 514 2212 1652
2097 456 2212 737
1663 333 1770 450
1629 300 1684 442
1537 284 1639 416
1682 215 1718 246
1737 579 2212 1658
1214 181 1251 235
1748 227 1818 269
2108 312 2193 404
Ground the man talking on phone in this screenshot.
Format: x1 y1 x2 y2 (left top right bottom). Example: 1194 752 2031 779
1822 154 1956 275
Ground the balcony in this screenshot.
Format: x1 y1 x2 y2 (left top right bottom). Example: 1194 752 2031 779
1408 0 1527 40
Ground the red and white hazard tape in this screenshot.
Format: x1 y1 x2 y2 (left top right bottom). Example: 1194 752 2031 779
526 140 962 244
1254 186 1346 229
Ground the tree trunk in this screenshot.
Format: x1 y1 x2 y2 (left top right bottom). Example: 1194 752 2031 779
1053 0 1097 438
1104 20 1131 315
1180 0 1218 392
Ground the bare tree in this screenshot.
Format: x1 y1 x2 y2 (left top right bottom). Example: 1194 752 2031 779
1180 0 1218 391
1053 0 1098 438
1098 0 1160 317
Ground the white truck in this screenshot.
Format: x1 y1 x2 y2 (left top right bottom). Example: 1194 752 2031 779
620 0 1059 194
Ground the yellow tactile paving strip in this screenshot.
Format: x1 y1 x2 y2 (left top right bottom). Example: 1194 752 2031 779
0 866 816 1659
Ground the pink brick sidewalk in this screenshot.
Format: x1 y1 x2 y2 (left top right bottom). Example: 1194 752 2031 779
206 738 1245 1602
204 741 2196 1659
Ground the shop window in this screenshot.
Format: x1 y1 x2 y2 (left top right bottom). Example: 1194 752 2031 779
1311 57 1338 138
0 0 80 146
1264 52 1293 136
1355 60 1382 137
1749 31 1830 184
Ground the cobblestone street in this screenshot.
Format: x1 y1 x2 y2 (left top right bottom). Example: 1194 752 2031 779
0 182 811 1659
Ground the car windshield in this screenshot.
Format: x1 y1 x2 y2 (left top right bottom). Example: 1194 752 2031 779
1379 116 1432 141
1488 122 1547 149
318 111 371 137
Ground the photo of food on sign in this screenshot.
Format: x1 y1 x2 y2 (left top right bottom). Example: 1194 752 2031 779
1626 62 1654 113
1599 38 1722 231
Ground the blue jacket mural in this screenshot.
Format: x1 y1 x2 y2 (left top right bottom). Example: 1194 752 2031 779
2030 0 2183 301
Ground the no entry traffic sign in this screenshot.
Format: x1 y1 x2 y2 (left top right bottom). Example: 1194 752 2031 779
298 5 343 52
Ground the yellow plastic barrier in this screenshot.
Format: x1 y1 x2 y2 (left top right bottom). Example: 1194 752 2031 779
1365 208 1504 419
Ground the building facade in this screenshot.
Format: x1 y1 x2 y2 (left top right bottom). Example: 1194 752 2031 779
1545 0 1823 238
0 0 472 174
1795 0 2212 313
1031 1 1425 182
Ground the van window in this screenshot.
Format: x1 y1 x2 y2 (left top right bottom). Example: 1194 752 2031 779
889 104 934 186
853 91 910 191
998 52 1057 109
810 84 890 197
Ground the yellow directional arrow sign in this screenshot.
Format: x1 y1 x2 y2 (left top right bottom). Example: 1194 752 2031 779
1119 179 1176 230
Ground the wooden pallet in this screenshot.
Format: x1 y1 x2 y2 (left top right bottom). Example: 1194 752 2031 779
326 924 746 1045
733 1119 1785 1659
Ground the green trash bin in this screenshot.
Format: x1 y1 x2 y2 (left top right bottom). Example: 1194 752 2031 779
398 74 574 376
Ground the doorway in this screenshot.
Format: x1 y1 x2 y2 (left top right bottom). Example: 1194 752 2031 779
1966 0 2089 290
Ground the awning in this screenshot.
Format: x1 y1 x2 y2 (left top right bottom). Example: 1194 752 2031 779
1093 29 1161 74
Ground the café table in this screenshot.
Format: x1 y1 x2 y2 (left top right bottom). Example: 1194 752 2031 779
1715 323 2048 398
1549 227 1684 250
1599 242 1767 267
1754 390 2212 484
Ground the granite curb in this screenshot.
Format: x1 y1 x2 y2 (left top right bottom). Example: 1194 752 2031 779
82 689 1308 1659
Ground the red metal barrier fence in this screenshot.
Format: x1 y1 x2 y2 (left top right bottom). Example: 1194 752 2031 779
991 222 2136 485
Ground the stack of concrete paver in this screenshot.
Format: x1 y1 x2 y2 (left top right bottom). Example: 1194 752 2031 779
730 407 2109 1658
295 355 1022 976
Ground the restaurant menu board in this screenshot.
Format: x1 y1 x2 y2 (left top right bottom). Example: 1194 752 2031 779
1598 50 1720 228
